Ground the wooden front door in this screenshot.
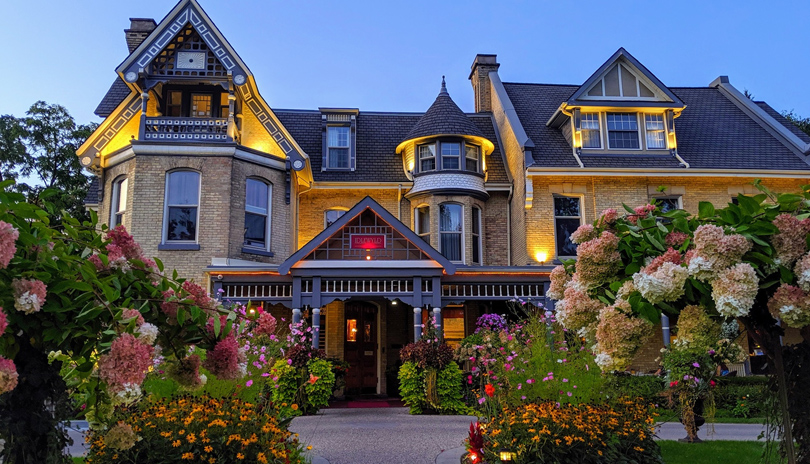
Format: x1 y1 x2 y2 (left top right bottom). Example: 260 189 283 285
344 302 378 395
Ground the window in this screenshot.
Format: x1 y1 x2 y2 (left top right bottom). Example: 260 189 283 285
190 94 212 117
220 93 230 119
439 203 463 261
441 142 461 170
554 196 582 257
585 63 656 99
654 196 681 213
327 126 351 169
581 113 601 148
472 207 482 265
465 144 480 172
324 209 346 228
164 171 200 242
244 179 271 249
415 206 430 243
110 177 128 227
645 114 666 149
606 113 640 149
418 144 436 172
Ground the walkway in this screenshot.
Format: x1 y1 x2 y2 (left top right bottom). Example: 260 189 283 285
655 422 767 441
290 407 475 464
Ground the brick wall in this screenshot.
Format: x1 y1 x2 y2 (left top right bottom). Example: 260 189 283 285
324 300 345 359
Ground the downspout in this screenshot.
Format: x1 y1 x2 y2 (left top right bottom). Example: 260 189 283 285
560 106 585 169
507 185 513 266
397 183 402 221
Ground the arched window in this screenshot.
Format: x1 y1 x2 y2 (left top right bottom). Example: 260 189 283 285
110 176 128 227
472 206 482 265
414 205 430 243
244 178 272 250
163 170 200 243
439 203 463 262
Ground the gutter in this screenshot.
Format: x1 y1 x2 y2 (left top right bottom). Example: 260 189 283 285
525 167 810 178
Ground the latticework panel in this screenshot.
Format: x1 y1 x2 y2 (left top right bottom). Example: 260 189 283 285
149 24 227 78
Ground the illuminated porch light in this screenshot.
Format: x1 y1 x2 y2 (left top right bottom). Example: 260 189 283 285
366 255 371 260
535 251 548 263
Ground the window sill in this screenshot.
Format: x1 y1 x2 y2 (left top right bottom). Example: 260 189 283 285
241 247 274 257
158 243 200 251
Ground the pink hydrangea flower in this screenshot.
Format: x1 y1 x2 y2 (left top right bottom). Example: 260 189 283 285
570 224 597 244
182 281 216 310
594 301 653 372
768 284 810 328
627 204 656 225
0 357 18 394
795 252 810 292
687 225 751 281
121 309 144 326
161 289 179 319
0 307 7 334
772 214 810 266
107 225 143 261
11 278 47 314
0 221 19 269
202 336 245 380
98 333 154 393
574 231 621 288
598 208 618 226
711 263 759 317
665 231 690 247
254 312 277 337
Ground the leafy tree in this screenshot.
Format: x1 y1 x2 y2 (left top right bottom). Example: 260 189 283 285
782 110 810 137
0 102 96 222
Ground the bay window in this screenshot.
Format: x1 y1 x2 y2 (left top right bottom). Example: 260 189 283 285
439 203 463 261
441 142 461 170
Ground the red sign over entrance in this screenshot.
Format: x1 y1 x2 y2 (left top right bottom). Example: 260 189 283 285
350 234 386 249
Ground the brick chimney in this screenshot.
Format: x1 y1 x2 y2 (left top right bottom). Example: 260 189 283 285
125 18 157 53
469 54 500 113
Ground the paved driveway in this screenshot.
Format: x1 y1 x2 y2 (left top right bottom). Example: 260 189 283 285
290 407 476 464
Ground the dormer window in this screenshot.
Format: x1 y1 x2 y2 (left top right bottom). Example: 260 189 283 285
581 113 601 148
644 114 666 149
606 113 640 149
419 145 436 172
441 142 461 169
162 87 229 118
416 140 483 173
327 126 350 169
465 144 480 172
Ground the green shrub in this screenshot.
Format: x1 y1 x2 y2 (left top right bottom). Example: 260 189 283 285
398 361 468 415
398 361 425 414
268 358 335 417
606 375 667 408
304 358 336 411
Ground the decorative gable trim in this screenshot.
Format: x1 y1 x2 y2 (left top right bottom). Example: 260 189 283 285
279 196 456 275
567 48 684 107
77 94 142 170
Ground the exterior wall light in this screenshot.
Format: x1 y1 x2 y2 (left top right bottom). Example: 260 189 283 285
535 251 548 263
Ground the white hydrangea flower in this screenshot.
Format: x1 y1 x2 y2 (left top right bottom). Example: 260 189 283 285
633 262 688 304
113 383 142 406
15 292 42 314
136 323 158 345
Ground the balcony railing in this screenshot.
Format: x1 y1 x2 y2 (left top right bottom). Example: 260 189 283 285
142 117 233 142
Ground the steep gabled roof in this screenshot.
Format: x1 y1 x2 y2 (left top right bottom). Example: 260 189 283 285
94 78 131 118
402 78 486 142
279 196 456 276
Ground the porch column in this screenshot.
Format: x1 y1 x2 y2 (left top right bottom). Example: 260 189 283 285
292 308 301 325
432 307 442 340
138 91 149 139
413 307 423 341
312 307 321 349
661 314 671 347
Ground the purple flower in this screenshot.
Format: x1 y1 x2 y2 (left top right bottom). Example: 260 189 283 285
478 397 486 405
692 362 700 368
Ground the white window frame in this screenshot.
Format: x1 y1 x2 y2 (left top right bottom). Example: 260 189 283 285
326 126 351 169
414 205 430 243
110 176 128 227
244 178 273 251
650 195 682 213
580 113 602 149
465 143 480 173
439 202 464 263
552 194 584 259
162 170 201 244
606 112 642 150
418 144 436 172
644 113 667 150
471 206 482 265
440 142 462 170
324 208 348 228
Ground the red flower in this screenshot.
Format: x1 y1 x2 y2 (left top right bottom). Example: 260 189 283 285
669 381 679 388
710 380 716 387
484 384 495 397
308 373 320 385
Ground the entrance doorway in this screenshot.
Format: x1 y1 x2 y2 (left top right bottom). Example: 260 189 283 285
344 302 378 395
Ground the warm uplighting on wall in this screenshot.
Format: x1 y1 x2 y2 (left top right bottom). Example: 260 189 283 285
535 251 548 263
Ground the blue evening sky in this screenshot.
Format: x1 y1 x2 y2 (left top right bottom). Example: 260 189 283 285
2 1 808 124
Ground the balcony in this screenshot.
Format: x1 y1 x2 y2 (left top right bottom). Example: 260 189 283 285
141 117 234 143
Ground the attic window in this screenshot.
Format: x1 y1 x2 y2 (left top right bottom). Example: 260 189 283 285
585 64 656 99
321 110 357 171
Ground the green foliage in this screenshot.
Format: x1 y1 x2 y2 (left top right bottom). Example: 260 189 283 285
783 110 810 137
398 361 467 415
434 361 468 414
268 359 300 417
659 440 769 464
606 375 666 408
267 357 334 417
304 358 335 411
398 361 425 414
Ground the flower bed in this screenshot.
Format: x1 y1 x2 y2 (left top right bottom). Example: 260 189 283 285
85 395 306 464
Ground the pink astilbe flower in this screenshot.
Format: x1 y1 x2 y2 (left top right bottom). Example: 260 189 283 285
202 336 246 380
795 252 810 292
772 214 810 266
643 247 682 274
167 354 203 389
570 224 597 244
11 278 47 314
98 333 154 393
555 285 604 338
181 281 216 311
0 357 18 394
254 312 278 337
711 263 759 317
547 265 571 300
574 231 621 288
121 309 144 326
665 231 690 247
0 307 7 334
633 261 688 304
598 208 619 226
0 221 19 269
627 204 656 225
594 301 653 372
768 284 810 328
687 225 751 281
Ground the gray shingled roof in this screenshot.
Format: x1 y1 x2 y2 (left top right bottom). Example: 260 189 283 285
274 110 507 183
84 176 100 205
94 78 131 118
503 83 810 171
402 80 485 142
755 102 810 144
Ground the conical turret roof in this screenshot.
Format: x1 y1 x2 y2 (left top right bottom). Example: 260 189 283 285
402 77 486 142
